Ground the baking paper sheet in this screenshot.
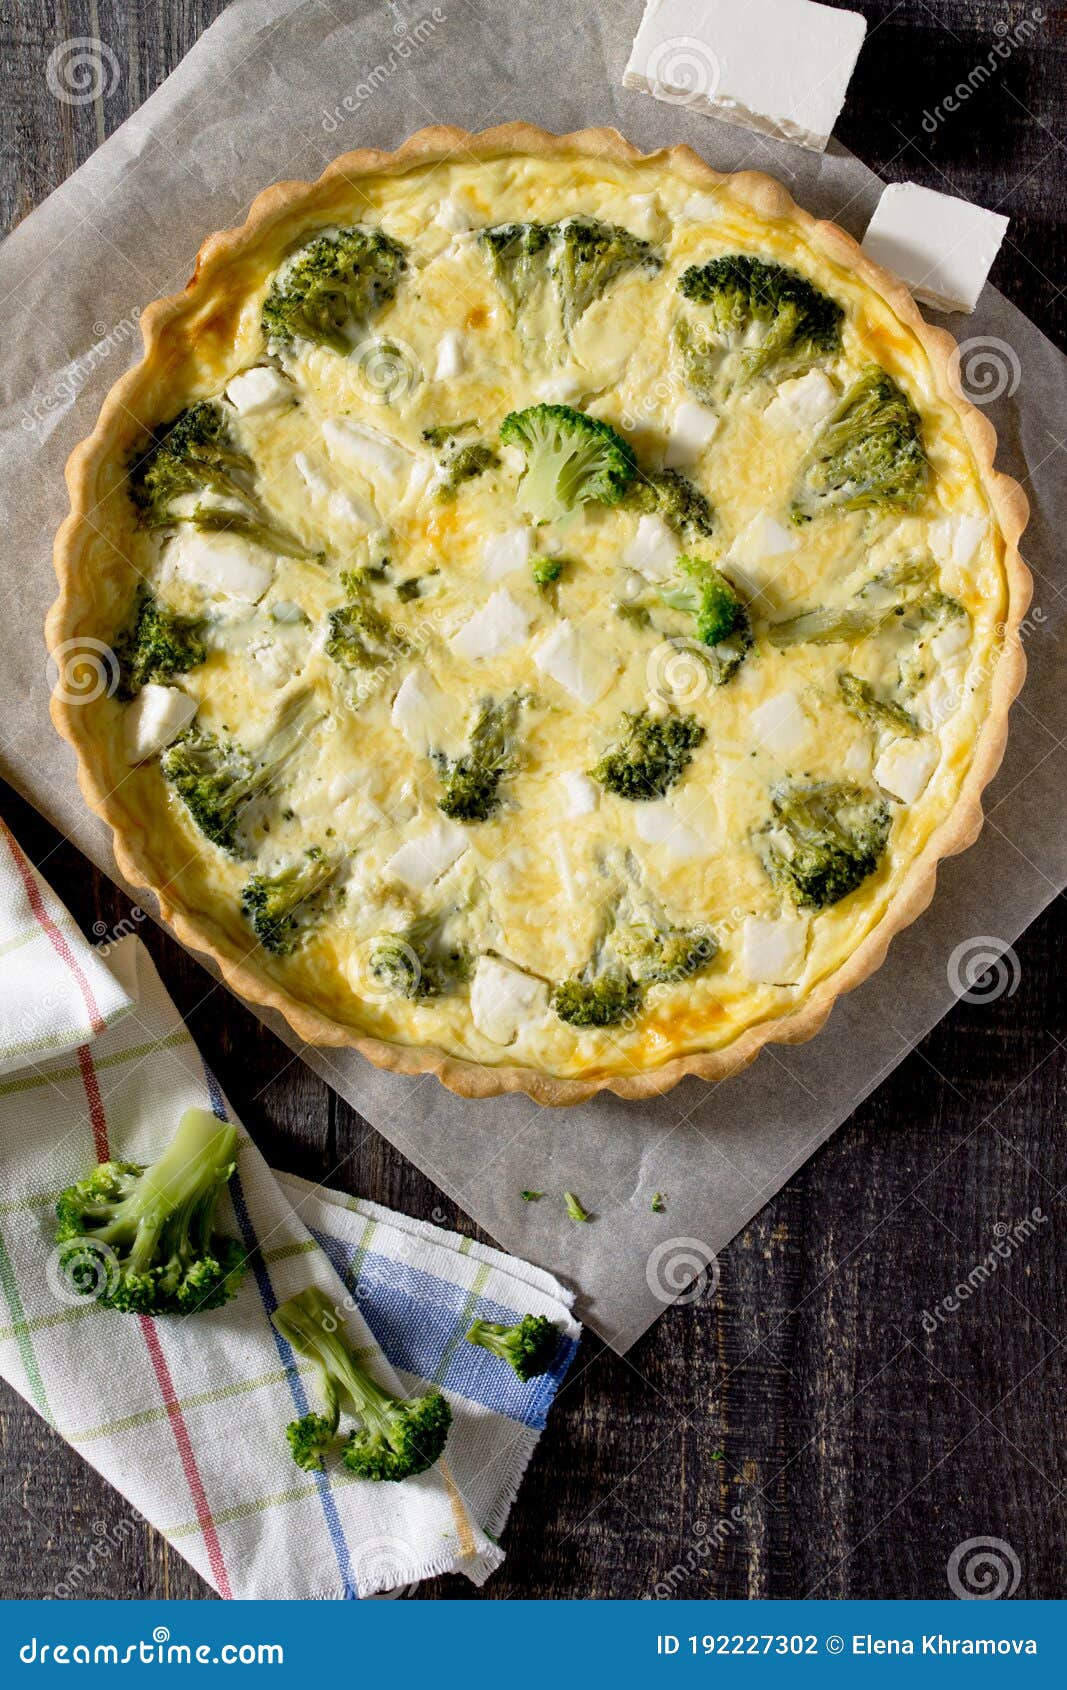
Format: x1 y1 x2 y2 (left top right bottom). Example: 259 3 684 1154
1 0 1064 1350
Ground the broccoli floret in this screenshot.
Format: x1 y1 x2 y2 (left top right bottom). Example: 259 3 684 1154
261 226 407 354
53 1106 245 1316
898 593 969 693
465 1314 562 1382
767 556 940 648
271 1286 451 1481
161 694 315 856
435 439 500 501
128 401 310 558
241 851 338 955
838 672 920 737
324 597 408 671
675 254 843 402
433 693 524 822
500 404 635 524
553 971 641 1028
791 365 928 523
659 556 752 683
479 222 555 327
613 918 718 985
421 421 478 447
591 708 705 802
629 468 715 540
115 588 206 699
369 911 469 999
552 217 662 333
759 780 892 910
532 554 568 590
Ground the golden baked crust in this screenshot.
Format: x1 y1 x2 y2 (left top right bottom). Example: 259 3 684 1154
48 124 1031 1105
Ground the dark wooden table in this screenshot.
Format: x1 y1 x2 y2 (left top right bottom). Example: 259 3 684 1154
1 0 1064 1601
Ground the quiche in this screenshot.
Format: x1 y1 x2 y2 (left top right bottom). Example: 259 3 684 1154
49 125 1030 1104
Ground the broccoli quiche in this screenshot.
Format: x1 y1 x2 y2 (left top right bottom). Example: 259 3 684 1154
49 125 1029 1103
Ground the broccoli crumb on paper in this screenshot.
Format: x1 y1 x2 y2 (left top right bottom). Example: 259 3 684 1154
564 1191 591 1223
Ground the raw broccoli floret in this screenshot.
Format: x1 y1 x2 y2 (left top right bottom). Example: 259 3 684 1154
433 693 524 822
552 971 642 1028
115 588 206 699
500 404 635 524
53 1107 245 1316
324 597 408 671
629 468 715 540
552 217 662 333
759 780 892 910
613 918 718 985
128 401 310 557
838 672 920 737
261 226 407 354
479 222 554 326
591 708 705 801
369 911 469 1000
241 850 338 955
465 1314 562 1382
675 254 843 401
161 694 315 856
791 365 928 523
434 439 500 501
659 556 752 683
271 1286 451 1480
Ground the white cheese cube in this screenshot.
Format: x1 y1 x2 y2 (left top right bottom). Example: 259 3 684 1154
625 512 679 582
470 956 550 1046
664 398 720 468
623 0 868 153
166 529 274 603
448 589 531 662
482 527 533 582
435 330 466 380
914 660 967 732
729 512 798 568
434 193 477 233
634 801 707 861
225 366 291 415
123 684 197 763
629 192 666 240
682 192 720 222
533 619 618 706
536 368 588 405
751 690 809 758
763 369 838 433
929 513 986 574
932 616 970 662
862 183 1008 314
843 738 872 779
294 453 376 528
383 819 469 890
874 736 939 804
322 417 412 488
390 668 461 754
559 771 599 817
741 913 809 985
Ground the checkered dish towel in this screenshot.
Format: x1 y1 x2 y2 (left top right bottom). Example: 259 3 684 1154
0 819 580 1598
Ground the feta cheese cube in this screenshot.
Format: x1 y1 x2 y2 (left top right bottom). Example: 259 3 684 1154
625 512 679 582
741 913 809 985
536 368 589 405
751 690 809 758
470 956 550 1046
634 801 707 861
664 398 720 468
434 193 477 233
166 529 274 603
435 330 466 380
123 684 197 763
482 527 534 582
914 661 967 732
763 369 838 433
559 771 599 818
225 366 292 415
383 819 469 890
623 0 868 153
294 453 376 528
533 619 618 706
929 513 986 574
448 589 531 662
729 511 798 568
390 668 462 754
874 736 939 804
932 616 970 662
322 417 412 488
862 182 1008 314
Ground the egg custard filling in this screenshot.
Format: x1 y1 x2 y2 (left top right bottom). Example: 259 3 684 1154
50 129 1028 1101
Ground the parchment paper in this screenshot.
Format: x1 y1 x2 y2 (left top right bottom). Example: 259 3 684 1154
1 0 1064 1351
